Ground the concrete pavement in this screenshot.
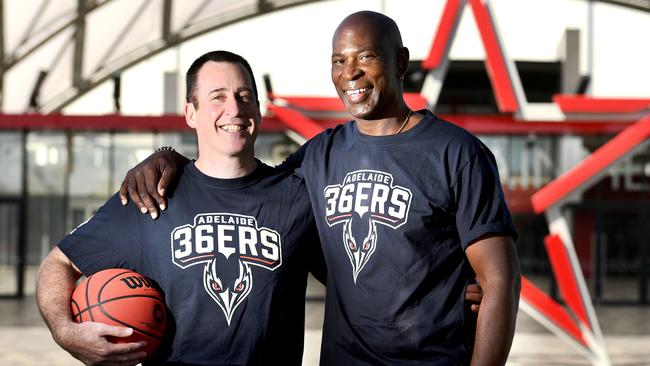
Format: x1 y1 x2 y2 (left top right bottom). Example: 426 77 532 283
2 281 649 365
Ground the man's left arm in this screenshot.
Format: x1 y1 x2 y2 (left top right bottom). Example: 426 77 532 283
465 234 521 366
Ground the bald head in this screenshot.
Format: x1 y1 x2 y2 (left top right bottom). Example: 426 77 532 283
330 11 409 120
333 11 403 50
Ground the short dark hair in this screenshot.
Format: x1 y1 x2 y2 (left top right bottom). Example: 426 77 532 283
185 50 259 108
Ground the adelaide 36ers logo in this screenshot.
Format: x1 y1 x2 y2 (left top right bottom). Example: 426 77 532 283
324 170 412 283
171 213 281 325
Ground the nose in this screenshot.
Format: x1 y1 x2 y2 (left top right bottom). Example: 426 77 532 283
342 59 362 80
224 96 243 117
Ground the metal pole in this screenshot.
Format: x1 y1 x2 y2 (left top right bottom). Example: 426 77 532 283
17 129 28 298
0 0 5 110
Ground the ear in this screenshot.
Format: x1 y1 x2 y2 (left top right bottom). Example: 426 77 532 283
184 102 197 129
397 46 410 80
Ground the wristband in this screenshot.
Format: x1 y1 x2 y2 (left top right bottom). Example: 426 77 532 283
155 146 175 153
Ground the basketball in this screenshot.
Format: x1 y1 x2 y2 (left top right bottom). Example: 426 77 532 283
70 268 167 357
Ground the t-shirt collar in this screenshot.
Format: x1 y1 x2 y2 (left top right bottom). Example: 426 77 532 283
351 109 436 146
185 159 270 190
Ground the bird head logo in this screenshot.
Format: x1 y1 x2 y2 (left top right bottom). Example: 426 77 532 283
343 212 378 283
203 255 253 326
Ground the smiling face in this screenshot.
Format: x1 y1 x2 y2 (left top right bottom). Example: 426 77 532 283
185 61 261 160
331 13 408 120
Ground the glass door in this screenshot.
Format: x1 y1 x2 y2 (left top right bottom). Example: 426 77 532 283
0 200 23 298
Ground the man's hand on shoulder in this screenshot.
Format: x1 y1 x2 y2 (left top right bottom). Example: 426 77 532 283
55 321 147 366
118 148 189 219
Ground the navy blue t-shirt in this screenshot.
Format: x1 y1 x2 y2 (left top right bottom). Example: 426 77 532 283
59 161 320 366
281 110 517 365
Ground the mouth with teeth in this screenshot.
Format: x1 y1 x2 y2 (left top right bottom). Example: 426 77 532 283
219 124 247 133
344 87 372 103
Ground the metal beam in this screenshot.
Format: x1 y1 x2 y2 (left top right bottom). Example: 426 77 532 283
73 0 87 89
596 0 650 12
18 129 28 298
4 1 111 71
258 0 273 12
179 0 211 30
4 0 647 114
17 0 49 48
0 0 4 110
562 29 581 94
42 0 324 113
162 0 173 42
97 0 151 70
28 70 48 112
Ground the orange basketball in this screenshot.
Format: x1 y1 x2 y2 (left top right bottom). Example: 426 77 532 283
71 268 167 358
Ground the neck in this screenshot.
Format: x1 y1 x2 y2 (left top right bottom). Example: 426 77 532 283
354 103 416 136
194 153 257 179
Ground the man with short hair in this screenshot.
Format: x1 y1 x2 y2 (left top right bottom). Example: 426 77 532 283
123 11 520 365
37 50 322 365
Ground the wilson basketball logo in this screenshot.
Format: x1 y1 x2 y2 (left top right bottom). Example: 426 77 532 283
120 275 154 289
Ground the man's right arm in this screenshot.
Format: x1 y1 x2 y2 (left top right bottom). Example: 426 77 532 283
118 148 190 219
119 141 313 218
36 247 147 365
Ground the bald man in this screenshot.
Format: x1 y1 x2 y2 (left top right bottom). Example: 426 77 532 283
120 11 520 365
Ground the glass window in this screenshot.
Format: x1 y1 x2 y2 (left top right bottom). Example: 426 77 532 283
26 132 67 195
0 202 19 295
156 131 198 160
110 133 156 192
25 132 68 275
69 132 111 197
478 135 510 185
479 135 556 190
0 132 23 196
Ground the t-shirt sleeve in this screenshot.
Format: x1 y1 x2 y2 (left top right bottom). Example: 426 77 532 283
276 142 308 178
57 193 143 276
451 147 518 250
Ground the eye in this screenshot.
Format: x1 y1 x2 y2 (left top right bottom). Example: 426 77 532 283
331 58 344 66
347 239 356 251
212 94 226 102
362 240 371 251
234 281 245 293
211 281 222 292
359 54 375 62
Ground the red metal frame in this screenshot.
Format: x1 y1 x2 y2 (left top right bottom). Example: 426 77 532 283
269 93 427 112
0 112 635 136
521 277 587 346
554 94 650 114
421 0 519 113
544 234 591 329
532 115 650 213
267 104 324 139
468 0 518 113
268 93 347 112
0 113 287 133
422 0 463 69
